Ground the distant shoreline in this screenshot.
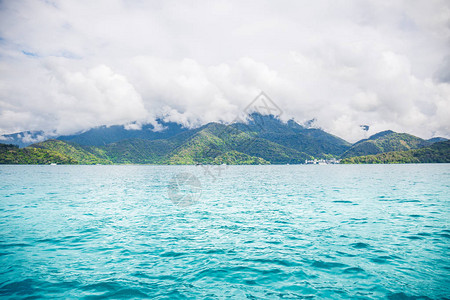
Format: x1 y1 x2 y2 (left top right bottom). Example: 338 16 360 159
1 162 449 166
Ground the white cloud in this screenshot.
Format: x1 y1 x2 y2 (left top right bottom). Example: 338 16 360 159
0 0 449 142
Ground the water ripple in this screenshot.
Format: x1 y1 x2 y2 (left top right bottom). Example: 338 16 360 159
0 164 449 299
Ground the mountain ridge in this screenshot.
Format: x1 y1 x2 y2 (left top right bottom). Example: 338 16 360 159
341 140 450 164
1 114 448 164
341 130 433 158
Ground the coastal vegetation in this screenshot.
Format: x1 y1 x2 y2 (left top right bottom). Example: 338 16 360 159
0 143 77 164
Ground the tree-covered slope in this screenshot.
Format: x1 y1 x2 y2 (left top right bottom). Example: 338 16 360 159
341 130 428 158
212 151 269 165
232 114 351 157
94 121 312 165
426 137 448 144
0 143 77 164
96 125 210 164
100 139 176 164
162 122 311 164
341 140 450 164
29 140 112 164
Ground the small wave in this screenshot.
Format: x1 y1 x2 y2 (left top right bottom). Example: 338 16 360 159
350 242 370 249
332 200 354 204
82 286 150 299
343 267 365 274
408 214 424 218
370 255 400 264
417 232 431 236
406 235 424 240
0 278 39 297
81 281 122 292
336 250 358 257
160 251 186 257
204 249 227 254
131 272 178 282
0 242 31 249
438 233 450 239
106 288 149 298
398 199 421 203
435 230 450 239
311 260 348 269
387 292 433 300
242 257 300 267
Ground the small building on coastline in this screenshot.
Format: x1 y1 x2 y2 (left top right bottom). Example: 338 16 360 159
304 158 341 164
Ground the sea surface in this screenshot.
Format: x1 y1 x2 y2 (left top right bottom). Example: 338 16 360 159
0 164 449 299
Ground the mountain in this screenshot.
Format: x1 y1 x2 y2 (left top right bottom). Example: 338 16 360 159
0 143 77 164
73 115 343 164
0 119 187 148
231 114 351 157
163 122 312 164
54 114 350 158
341 130 430 158
1 114 449 165
0 130 48 148
427 137 448 143
29 140 112 164
57 119 187 146
341 140 450 164
96 122 310 164
97 125 205 164
1 116 318 164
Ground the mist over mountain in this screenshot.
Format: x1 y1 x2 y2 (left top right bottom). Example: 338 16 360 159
0 131 48 148
57 119 187 146
1 113 448 165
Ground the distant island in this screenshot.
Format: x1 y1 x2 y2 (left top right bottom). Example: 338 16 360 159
0 114 449 165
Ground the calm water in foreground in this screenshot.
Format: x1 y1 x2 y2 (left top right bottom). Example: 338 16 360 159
0 164 449 299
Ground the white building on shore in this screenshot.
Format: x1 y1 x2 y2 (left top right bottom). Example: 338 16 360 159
304 158 341 164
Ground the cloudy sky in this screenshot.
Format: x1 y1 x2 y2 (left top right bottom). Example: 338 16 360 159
0 0 449 142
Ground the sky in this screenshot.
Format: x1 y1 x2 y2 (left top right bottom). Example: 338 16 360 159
0 0 449 142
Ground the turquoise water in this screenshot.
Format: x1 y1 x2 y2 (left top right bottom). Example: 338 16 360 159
0 164 449 299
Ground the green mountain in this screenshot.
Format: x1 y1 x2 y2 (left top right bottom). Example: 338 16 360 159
164 122 312 164
0 143 77 164
29 140 112 164
5 118 315 165
341 130 429 158
212 151 269 165
96 122 310 164
341 140 450 164
232 114 351 157
99 139 174 164
1 114 448 165
427 137 448 143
